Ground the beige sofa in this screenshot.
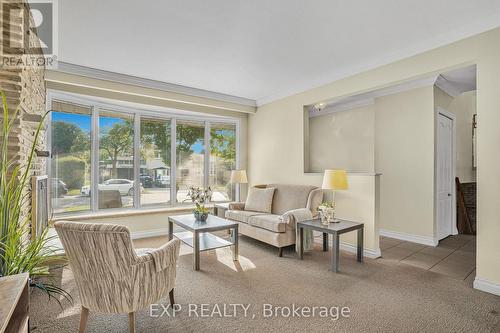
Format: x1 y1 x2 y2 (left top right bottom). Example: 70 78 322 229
225 184 323 256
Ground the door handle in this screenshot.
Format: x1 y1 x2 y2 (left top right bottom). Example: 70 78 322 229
447 193 452 197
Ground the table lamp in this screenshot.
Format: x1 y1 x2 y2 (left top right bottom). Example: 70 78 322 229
230 169 248 201
321 169 348 222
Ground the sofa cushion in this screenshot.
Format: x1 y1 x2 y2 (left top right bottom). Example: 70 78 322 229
248 214 286 233
267 184 316 215
244 187 276 213
225 210 265 223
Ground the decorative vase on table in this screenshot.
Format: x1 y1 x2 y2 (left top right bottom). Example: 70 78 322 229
194 211 208 222
193 202 209 222
325 207 336 223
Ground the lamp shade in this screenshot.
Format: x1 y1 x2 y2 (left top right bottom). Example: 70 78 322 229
230 170 248 184
322 169 348 190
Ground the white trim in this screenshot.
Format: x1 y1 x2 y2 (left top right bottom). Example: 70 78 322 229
170 118 177 205
130 228 171 240
257 12 500 106
91 106 99 212
473 277 500 296
133 113 141 208
339 242 381 259
435 75 463 97
380 229 438 246
54 61 257 108
309 98 374 118
308 75 438 116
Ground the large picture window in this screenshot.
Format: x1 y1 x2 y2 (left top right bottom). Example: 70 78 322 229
49 95 239 215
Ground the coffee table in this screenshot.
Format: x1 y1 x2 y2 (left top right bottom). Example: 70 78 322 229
297 219 364 273
168 214 239 271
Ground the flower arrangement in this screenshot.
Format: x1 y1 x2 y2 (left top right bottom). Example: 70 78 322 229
185 186 212 221
185 186 212 204
194 202 210 221
318 201 335 225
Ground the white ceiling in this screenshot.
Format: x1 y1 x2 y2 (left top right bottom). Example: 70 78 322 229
57 0 500 105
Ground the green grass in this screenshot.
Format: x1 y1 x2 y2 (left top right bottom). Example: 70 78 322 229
67 189 81 196
61 205 89 212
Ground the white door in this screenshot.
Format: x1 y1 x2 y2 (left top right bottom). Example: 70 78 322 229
437 112 454 241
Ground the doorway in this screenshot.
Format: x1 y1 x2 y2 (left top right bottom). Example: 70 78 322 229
436 108 457 241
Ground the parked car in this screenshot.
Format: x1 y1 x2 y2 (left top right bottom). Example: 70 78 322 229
51 178 68 198
154 175 170 188
140 175 153 188
81 179 144 196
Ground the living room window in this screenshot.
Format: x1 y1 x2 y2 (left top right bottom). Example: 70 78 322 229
48 92 239 216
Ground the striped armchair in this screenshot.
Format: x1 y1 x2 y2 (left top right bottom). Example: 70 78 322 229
54 221 181 333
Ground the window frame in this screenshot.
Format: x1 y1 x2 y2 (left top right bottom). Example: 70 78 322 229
47 90 240 216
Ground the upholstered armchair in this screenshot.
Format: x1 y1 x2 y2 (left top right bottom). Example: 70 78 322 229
54 221 181 333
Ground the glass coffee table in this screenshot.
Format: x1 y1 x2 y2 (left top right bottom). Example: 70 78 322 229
168 214 239 271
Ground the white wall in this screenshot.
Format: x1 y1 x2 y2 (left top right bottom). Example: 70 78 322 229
308 105 375 173
249 28 500 293
374 86 436 239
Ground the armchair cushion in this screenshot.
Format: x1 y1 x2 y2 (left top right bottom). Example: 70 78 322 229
245 187 276 213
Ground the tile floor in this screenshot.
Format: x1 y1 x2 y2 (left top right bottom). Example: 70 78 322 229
380 234 476 282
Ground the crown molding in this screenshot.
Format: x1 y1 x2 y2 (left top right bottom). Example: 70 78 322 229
308 75 438 117
53 61 257 108
434 74 475 97
309 98 375 118
257 14 500 106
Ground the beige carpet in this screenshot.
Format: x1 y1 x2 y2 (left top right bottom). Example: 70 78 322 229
30 235 500 332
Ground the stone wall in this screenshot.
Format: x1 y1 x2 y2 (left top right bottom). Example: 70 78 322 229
0 0 47 232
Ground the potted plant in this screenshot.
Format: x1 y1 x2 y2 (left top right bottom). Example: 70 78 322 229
185 186 212 221
193 202 209 222
0 92 71 306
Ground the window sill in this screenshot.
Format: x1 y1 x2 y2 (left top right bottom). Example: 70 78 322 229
50 203 216 223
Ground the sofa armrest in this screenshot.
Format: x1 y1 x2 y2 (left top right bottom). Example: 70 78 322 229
229 202 246 210
280 208 313 228
306 188 324 217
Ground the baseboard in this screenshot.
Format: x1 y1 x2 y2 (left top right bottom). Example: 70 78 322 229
379 229 438 246
340 242 381 259
131 228 170 240
474 277 500 296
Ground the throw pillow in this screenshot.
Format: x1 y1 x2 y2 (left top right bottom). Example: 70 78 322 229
245 187 276 213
